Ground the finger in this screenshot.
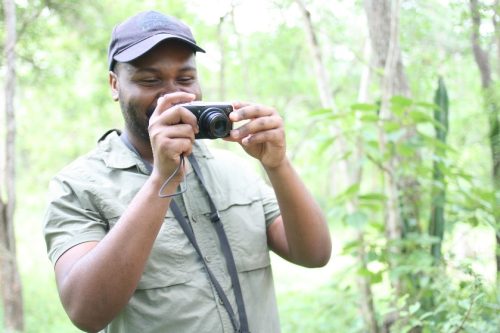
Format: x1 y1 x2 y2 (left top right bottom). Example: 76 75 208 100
150 123 197 142
230 114 282 140
240 128 285 146
231 101 251 110
151 92 196 118
150 105 199 134
156 137 194 160
158 92 196 110
230 104 276 122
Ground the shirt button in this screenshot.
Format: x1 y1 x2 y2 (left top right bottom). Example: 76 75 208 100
218 297 224 305
192 216 197 223
204 256 211 263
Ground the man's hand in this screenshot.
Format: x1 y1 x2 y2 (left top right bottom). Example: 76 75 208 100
226 102 286 169
148 92 199 181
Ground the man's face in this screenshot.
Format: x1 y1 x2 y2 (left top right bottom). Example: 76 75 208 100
109 40 202 143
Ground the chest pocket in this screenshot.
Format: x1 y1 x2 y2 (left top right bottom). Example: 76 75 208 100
101 204 193 290
216 190 271 273
186 176 272 274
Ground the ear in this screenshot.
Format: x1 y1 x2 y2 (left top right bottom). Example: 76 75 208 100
109 71 119 101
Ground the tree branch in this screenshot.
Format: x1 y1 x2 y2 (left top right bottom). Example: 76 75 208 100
470 0 492 88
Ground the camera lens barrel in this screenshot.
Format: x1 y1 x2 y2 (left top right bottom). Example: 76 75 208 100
181 103 233 139
199 107 231 138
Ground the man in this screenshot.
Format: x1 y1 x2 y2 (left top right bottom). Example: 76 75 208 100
43 10 331 333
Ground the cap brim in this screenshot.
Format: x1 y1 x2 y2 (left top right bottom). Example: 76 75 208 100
114 33 205 63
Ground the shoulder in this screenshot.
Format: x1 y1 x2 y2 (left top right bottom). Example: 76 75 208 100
48 131 132 200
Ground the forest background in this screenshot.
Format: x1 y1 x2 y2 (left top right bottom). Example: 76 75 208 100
0 0 499 332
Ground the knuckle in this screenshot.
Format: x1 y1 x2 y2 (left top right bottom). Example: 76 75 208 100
257 117 268 127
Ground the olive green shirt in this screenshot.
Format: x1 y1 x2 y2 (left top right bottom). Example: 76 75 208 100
43 131 282 333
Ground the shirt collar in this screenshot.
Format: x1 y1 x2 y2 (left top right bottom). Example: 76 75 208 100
98 130 214 174
98 130 145 172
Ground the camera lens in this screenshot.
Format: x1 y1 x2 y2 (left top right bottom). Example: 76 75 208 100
199 107 231 138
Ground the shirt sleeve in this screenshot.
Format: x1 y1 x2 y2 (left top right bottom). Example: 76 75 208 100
42 171 108 265
255 176 281 227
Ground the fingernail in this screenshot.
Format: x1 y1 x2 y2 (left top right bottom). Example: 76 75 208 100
231 130 239 139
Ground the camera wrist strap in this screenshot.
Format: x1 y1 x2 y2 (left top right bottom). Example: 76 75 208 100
119 133 249 333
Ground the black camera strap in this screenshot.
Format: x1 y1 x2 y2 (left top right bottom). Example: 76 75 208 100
185 154 250 333
120 133 249 333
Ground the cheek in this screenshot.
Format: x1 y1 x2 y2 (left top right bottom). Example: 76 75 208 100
120 87 157 108
189 84 202 101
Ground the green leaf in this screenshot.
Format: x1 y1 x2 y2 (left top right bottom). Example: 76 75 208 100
342 240 361 254
310 108 333 117
386 129 407 142
316 137 334 156
351 103 379 112
369 271 383 284
414 101 436 109
409 302 421 314
383 120 401 133
419 311 434 321
359 193 387 202
391 95 413 107
458 299 470 310
346 211 368 229
409 110 434 123
342 183 361 197
360 113 379 122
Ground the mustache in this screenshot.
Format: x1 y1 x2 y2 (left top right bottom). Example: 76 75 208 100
146 105 155 119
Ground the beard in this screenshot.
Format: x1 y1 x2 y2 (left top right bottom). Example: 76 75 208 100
119 99 155 143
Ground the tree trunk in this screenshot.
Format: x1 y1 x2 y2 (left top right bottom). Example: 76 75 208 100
364 0 407 295
1 0 24 331
294 0 336 111
364 0 409 96
490 1 500 282
365 0 423 246
295 1 379 332
470 0 500 282
364 1 426 331
229 3 253 98
217 14 226 101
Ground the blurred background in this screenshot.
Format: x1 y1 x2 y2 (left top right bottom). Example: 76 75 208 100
0 0 499 332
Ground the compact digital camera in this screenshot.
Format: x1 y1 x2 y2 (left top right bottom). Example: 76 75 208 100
179 102 233 139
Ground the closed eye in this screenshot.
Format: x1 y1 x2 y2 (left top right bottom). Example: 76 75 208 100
177 76 195 84
138 78 161 86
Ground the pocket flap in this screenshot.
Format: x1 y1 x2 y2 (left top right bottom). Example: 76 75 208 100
236 251 271 272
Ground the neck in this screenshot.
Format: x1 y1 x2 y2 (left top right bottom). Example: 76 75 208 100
123 129 153 163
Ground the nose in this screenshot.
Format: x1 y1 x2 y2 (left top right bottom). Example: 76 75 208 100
157 81 181 98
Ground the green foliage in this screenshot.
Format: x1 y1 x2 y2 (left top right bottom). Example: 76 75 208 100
308 85 498 330
391 265 499 333
278 279 364 333
21 271 80 333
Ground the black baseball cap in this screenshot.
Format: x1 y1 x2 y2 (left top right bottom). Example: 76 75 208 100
108 11 205 70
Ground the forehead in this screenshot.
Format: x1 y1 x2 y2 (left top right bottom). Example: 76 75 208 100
117 40 197 73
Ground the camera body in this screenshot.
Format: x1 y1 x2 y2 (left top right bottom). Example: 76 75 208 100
180 102 233 139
